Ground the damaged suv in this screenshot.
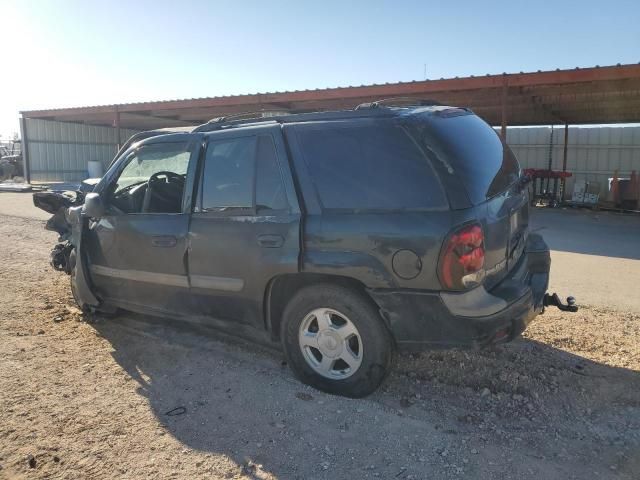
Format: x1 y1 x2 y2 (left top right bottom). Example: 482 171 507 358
34 104 576 397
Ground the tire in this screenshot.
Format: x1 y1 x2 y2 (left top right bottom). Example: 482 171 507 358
281 284 394 398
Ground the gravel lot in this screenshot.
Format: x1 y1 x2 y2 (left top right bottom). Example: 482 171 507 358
1 195 639 479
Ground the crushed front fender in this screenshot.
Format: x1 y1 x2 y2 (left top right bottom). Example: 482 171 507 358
66 206 100 309
33 190 101 310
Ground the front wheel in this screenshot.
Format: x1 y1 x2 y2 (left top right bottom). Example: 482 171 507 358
281 284 394 398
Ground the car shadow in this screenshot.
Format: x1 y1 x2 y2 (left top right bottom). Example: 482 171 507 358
89 312 640 479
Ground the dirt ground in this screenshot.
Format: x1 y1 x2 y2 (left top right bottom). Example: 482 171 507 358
1 206 639 479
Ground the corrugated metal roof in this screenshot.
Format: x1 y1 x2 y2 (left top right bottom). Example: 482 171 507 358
21 63 640 129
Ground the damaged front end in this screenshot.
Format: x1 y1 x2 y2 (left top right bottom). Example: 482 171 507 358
33 190 79 272
33 190 100 309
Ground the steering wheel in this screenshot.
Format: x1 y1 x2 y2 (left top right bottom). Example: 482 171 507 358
142 171 185 213
148 171 184 187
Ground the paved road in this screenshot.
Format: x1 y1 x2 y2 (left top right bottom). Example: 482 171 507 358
3 191 639 312
530 207 640 313
0 191 50 220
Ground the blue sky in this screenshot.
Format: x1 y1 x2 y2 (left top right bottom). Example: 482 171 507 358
1 0 639 136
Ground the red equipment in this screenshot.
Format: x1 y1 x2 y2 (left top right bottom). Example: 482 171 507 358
523 169 572 207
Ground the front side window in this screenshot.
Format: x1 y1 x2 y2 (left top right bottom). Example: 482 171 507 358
110 142 190 214
295 123 448 210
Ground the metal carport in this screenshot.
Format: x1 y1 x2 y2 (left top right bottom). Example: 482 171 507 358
19 63 640 186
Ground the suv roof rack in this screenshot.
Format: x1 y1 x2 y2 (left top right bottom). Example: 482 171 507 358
192 103 455 133
355 97 442 110
205 110 291 125
193 110 291 133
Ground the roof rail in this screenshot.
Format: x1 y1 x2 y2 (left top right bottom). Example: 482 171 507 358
355 97 442 110
205 110 291 125
194 111 286 133
192 106 410 133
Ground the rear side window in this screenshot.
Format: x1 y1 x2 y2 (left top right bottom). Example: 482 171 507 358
255 136 288 212
415 114 520 204
198 134 288 213
295 123 447 210
200 137 256 211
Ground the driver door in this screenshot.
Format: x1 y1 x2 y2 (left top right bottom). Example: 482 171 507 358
85 134 202 314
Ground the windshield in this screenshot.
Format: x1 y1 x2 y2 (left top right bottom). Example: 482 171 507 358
412 113 521 205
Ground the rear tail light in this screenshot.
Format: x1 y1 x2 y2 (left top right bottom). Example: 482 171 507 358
438 223 485 290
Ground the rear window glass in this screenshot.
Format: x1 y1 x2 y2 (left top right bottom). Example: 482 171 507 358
295 123 447 210
415 114 520 204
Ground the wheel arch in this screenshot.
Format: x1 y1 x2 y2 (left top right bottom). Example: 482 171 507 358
264 273 384 342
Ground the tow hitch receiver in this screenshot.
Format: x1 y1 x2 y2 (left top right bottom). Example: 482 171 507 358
544 293 578 312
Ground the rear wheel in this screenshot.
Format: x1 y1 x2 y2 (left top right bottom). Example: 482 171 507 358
281 284 393 398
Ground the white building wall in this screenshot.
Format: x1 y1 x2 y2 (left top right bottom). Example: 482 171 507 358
506 126 640 199
24 118 138 182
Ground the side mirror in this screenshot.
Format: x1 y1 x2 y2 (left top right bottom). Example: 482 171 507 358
83 192 105 218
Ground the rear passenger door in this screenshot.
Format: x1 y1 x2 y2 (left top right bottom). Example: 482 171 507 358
187 125 300 328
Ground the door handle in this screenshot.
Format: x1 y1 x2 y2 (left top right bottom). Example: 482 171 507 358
152 235 177 248
257 234 284 248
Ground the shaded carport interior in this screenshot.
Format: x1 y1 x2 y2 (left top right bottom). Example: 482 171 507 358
19 63 640 183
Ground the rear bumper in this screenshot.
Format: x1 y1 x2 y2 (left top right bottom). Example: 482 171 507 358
369 233 550 351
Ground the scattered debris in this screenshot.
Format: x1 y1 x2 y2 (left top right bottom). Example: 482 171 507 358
165 407 187 416
65 305 83 315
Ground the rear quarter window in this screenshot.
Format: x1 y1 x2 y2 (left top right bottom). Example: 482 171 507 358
294 122 447 211
414 113 520 204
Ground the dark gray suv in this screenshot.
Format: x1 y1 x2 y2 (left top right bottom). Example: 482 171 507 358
35 105 574 397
